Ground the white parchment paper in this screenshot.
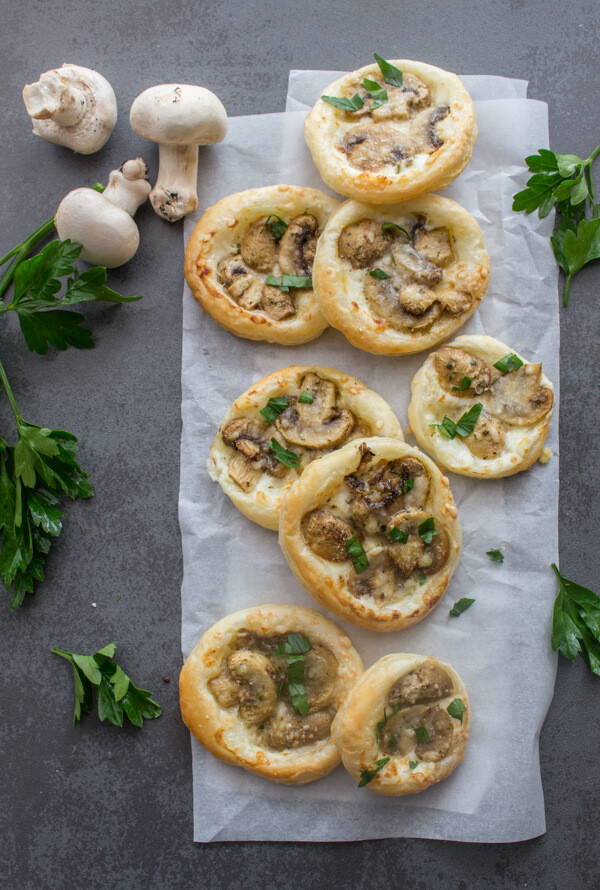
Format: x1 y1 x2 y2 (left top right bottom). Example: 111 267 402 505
179 74 559 843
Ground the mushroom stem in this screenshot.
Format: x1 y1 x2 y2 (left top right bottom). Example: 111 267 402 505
103 157 152 217
23 70 87 127
150 143 199 222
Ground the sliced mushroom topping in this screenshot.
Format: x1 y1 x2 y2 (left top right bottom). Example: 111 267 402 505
413 227 454 267
301 508 356 561
387 664 454 708
347 549 398 604
392 243 443 286
209 671 240 709
275 373 355 448
415 705 454 762
261 283 297 321
435 346 496 395
380 705 423 755
338 219 394 269
346 455 430 534
304 643 338 712
387 509 449 578
436 286 473 316
340 123 416 171
399 283 440 316
371 88 412 121
240 220 278 273
401 73 431 108
227 650 278 726
483 363 554 425
464 411 507 460
218 255 263 309
263 708 333 750
227 451 263 492
233 630 289 655
222 417 287 479
278 213 319 277
410 106 450 152
365 269 442 332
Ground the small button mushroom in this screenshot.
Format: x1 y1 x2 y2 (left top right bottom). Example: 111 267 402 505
278 214 319 277
341 123 415 171
227 650 277 726
387 664 454 708
464 411 507 460
275 374 355 448
301 508 357 561
55 157 151 268
22 63 117 154
338 219 394 269
263 709 332 750
130 84 228 222
435 346 496 395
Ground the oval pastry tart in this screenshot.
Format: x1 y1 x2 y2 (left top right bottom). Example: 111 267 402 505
184 185 339 344
312 195 489 354
179 604 364 785
208 365 403 530
279 437 461 632
304 57 477 203
331 654 470 795
408 334 555 478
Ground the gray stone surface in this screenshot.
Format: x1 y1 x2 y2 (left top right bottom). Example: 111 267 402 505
1 1 599 887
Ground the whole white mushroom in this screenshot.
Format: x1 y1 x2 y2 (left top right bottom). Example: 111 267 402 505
129 84 227 222
23 63 117 155
55 158 151 268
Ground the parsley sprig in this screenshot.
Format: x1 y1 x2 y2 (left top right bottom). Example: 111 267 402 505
265 274 312 292
51 643 162 727
430 403 483 440
551 563 600 676
358 756 390 787
273 633 311 715
449 597 475 617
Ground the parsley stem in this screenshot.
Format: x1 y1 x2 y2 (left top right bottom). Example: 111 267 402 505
0 355 22 426
563 273 574 307
0 216 56 302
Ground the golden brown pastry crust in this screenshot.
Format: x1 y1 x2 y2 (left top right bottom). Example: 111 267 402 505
304 60 477 203
331 654 470 795
312 195 489 355
408 334 555 478
184 185 339 344
279 437 461 631
179 604 364 785
207 365 404 530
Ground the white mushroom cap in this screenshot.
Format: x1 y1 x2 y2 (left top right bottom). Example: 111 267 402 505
129 84 227 145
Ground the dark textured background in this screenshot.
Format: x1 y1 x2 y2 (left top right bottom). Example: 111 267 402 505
1 1 599 887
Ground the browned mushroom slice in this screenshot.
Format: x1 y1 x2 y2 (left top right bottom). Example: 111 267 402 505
347 550 399 604
222 417 287 479
435 346 496 395
365 266 442 332
484 363 554 425
233 630 289 655
278 214 319 277
209 670 240 709
218 255 264 309
340 123 416 171
346 456 428 531
437 287 473 316
387 664 454 708
464 411 507 459
371 88 411 121
263 709 333 750
227 650 278 726
227 451 263 492
380 705 423 755
301 508 356 561
413 227 454 267
261 283 297 321
392 243 443 286
338 219 395 269
240 220 279 273
410 106 450 152
401 73 431 108
304 644 338 711
387 509 449 577
415 706 454 761
275 373 355 448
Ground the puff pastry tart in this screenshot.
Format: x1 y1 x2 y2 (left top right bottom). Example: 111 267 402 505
179 604 364 785
304 59 477 203
312 195 489 354
184 185 339 344
332 654 470 795
208 365 403 530
279 437 461 632
408 335 555 478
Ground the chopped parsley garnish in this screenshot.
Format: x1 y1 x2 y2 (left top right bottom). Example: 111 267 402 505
403 478 414 493
447 698 467 723
373 54 403 88
430 403 483 439
265 274 312 292
487 548 504 563
449 597 476 617
298 390 315 404
358 757 390 787
375 703 401 743
414 726 430 744
419 574 427 586
382 221 411 239
269 438 300 467
346 536 369 573
551 563 600 676
273 633 311 716
361 77 388 110
389 735 397 748
418 517 437 544
321 93 365 112
260 396 288 424
388 527 409 544
369 267 391 279
452 376 472 392
408 760 419 770
493 353 524 374
260 214 288 240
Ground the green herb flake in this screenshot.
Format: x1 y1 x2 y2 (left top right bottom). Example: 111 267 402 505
454 403 483 437
269 438 300 467
388 527 409 544
419 574 427 586
493 353 524 374
298 391 315 404
361 77 388 110
375 703 401 743
373 54 403 88
260 214 288 240
408 760 419 770
551 563 600 676
321 93 365 112
452 376 472 392
346 536 369 573
429 416 457 439
449 597 476 617
369 267 391 279
358 757 390 787
273 633 311 715
382 221 411 239
418 517 437 544
260 396 288 424
447 698 467 723
265 274 312 293
414 726 430 744
487 548 504 563
403 478 414 493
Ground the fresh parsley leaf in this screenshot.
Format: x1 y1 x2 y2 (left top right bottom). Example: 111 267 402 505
375 703 401 743
298 390 314 404
452 376 471 392
382 221 411 239
345 536 369 573
369 268 391 279
414 726 429 744
419 574 427 586
260 396 288 424
273 632 311 657
551 563 600 675
260 214 288 240
269 438 300 467
408 760 419 770
321 93 365 112
273 633 311 715
455 403 483 437
388 527 409 544
265 274 312 293
493 353 524 374
552 215 600 306
487 548 504 563
358 757 390 787
449 597 476 617
362 77 388 110
430 416 457 439
418 517 437 544
447 698 467 723
389 735 397 748
373 54 403 88
51 643 162 728
403 478 414 493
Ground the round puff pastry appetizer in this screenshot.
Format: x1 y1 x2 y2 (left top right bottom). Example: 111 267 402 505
279 437 461 632
331 654 470 795
179 604 364 785
304 57 477 203
184 185 339 344
408 335 555 478
207 365 403 530
312 195 489 354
